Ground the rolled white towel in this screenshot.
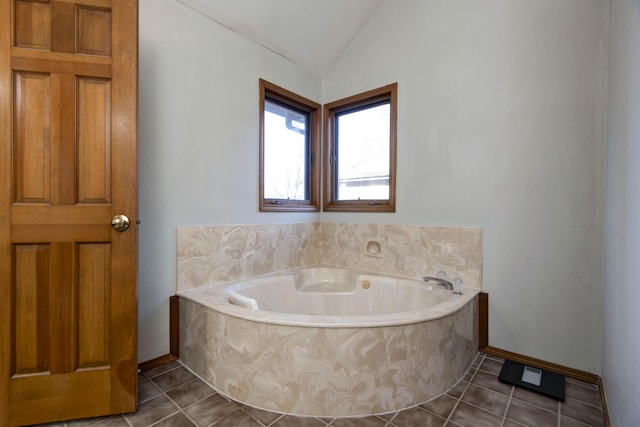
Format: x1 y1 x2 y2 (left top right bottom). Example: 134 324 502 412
228 291 259 310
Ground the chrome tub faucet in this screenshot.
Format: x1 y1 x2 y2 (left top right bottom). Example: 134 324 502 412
423 271 464 295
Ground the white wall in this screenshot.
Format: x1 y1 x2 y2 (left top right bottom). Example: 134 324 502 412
138 0 609 375
138 0 321 361
603 0 640 424
322 0 608 373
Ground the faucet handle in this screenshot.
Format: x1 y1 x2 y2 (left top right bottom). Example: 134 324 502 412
436 270 448 279
453 278 464 295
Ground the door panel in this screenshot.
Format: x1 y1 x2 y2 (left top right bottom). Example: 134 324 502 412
14 0 51 50
77 77 111 204
0 0 138 425
76 6 111 56
77 243 111 368
13 71 51 204
12 244 50 376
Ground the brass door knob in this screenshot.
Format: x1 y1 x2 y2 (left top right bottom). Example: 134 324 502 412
111 214 130 232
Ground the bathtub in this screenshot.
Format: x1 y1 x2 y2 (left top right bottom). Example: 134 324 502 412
178 266 479 417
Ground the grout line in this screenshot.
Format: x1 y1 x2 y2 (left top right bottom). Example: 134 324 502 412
181 391 224 410
122 414 134 427
466 381 512 399
443 353 483 425
181 411 201 427
499 384 516 427
565 376 599 389
141 366 207 427
266 413 286 426
386 411 399 426
454 394 512 419
374 414 394 425
138 382 164 405
205 407 244 427
557 398 563 427
144 363 183 379
237 406 270 427
119 413 138 427
147 409 181 427
564 395 605 410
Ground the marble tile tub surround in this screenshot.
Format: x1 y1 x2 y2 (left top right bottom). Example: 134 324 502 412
320 223 482 289
177 222 482 292
177 222 322 291
179 295 479 417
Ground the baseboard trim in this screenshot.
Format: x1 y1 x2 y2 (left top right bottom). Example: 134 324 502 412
138 354 178 372
481 345 599 384
598 377 611 427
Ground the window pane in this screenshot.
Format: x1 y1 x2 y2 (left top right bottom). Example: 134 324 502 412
264 99 309 200
336 102 390 200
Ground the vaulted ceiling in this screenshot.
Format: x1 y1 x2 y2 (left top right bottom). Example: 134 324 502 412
175 0 385 76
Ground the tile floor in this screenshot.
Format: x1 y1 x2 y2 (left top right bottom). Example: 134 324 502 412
30 353 606 427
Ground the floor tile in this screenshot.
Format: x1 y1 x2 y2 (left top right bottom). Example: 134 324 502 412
90 416 131 427
511 385 560 413
143 360 182 378
561 398 605 426
462 367 475 382
448 401 505 427
166 378 215 408
152 412 196 426
240 405 283 425
211 409 263 427
331 415 388 426
460 383 509 416
470 354 483 368
478 358 504 375
502 419 528 427
484 354 505 363
420 393 458 418
560 415 592 426
505 398 558 426
566 376 598 391
65 416 110 426
470 369 513 396
183 394 241 427
270 415 327 426
125 394 179 426
388 407 446 427
149 366 197 392
138 377 162 404
446 380 469 399
565 381 602 408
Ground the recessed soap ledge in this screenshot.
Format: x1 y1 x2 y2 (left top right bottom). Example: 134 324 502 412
364 239 383 258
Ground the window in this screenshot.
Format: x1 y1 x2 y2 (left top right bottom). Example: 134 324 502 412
323 83 397 212
259 79 320 212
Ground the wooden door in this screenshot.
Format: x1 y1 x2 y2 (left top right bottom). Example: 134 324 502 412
0 1 138 425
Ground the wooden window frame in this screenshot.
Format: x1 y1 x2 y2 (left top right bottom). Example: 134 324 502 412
259 79 321 212
323 83 397 212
